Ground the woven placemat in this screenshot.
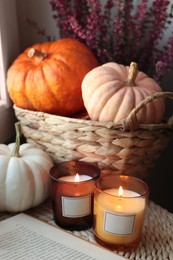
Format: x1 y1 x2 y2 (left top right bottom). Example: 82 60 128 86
0 199 173 259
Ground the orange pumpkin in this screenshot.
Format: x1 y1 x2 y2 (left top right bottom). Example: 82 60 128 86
7 38 99 116
82 62 165 124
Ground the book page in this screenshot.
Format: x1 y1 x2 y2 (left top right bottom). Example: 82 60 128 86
0 213 127 260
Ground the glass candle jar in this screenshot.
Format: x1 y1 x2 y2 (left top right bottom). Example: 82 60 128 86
93 174 149 251
49 160 100 230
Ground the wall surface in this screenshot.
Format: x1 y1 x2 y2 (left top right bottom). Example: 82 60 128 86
0 0 20 143
14 0 173 212
147 71 173 213
16 0 58 51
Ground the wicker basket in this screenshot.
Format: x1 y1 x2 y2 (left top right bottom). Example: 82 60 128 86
14 92 173 179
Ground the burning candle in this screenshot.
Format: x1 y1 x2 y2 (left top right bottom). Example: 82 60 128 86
94 174 149 251
58 173 92 182
49 161 100 230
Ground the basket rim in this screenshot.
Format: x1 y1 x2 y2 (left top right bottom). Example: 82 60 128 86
13 99 173 132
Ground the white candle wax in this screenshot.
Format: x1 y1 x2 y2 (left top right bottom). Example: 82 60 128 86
58 174 92 182
105 188 140 198
94 188 146 245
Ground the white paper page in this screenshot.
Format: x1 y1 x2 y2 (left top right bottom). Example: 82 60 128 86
0 213 127 260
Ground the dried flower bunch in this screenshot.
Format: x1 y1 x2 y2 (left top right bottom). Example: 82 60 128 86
48 0 173 82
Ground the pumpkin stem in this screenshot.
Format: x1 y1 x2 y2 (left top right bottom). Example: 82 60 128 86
126 62 138 86
11 122 21 157
28 48 47 62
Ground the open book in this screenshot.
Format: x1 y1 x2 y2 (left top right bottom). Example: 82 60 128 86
0 213 127 260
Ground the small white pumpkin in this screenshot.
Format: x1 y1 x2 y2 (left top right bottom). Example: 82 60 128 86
0 122 53 212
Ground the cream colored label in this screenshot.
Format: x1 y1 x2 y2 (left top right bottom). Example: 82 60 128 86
62 195 91 218
104 211 135 235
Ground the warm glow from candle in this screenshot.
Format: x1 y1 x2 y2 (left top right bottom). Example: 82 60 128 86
118 186 123 197
74 173 80 182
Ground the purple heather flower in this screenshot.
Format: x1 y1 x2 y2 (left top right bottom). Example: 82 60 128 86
48 0 173 81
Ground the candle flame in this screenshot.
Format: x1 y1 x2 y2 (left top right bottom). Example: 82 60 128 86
118 186 123 197
74 173 80 182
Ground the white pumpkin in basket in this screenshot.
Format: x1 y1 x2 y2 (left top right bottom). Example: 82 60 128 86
0 122 53 212
82 61 165 124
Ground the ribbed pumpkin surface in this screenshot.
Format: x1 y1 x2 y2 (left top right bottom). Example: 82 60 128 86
7 38 99 116
82 62 165 124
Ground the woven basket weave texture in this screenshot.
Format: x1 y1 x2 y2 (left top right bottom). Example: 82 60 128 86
14 92 173 179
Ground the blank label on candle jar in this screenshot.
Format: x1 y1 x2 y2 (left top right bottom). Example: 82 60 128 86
104 211 135 235
62 195 91 218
